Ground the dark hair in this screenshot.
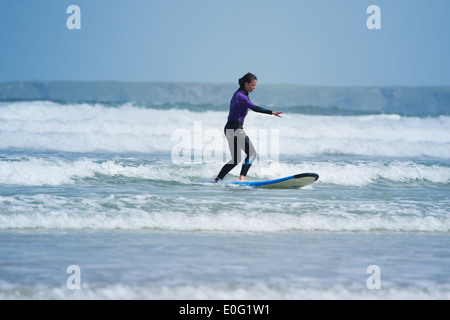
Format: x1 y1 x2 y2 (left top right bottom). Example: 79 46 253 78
238 72 257 89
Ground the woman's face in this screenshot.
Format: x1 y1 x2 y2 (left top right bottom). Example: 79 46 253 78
244 80 257 93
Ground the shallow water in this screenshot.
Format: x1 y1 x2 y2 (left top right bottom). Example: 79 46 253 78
0 101 449 299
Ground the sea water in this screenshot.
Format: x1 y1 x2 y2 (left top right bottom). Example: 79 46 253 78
0 99 449 299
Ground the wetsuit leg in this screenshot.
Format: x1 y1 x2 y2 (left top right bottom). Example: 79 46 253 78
216 130 241 180
216 128 256 180
239 134 257 177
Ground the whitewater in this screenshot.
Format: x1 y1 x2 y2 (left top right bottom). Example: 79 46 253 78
0 100 449 300
1 100 449 158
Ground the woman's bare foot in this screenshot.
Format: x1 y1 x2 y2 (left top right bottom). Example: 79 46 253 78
238 175 246 182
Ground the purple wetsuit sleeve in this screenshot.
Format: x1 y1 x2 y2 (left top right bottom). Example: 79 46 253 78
238 92 273 115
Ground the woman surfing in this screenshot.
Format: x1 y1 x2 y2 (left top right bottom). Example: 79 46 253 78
214 73 283 182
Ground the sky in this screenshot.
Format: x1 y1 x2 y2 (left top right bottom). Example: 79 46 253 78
1 0 450 86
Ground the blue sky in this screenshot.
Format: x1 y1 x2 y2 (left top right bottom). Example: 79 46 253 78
1 0 450 86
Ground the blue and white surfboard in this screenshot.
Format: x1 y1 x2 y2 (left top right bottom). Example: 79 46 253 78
232 173 319 189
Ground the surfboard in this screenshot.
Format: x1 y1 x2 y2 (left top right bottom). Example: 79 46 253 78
232 173 319 189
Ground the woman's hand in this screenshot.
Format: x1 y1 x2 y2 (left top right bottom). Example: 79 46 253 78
272 111 284 118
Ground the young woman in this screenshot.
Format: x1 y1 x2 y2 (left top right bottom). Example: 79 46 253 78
215 73 283 182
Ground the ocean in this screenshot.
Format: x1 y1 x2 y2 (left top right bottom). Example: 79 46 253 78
0 91 449 300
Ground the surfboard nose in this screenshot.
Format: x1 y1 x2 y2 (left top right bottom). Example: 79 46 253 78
294 173 319 181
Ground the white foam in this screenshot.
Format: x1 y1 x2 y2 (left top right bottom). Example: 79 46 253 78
246 113 450 158
0 155 447 188
0 157 93 186
1 101 449 158
0 157 191 186
1 192 448 232
1 155 449 187
266 161 450 186
1 283 449 300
